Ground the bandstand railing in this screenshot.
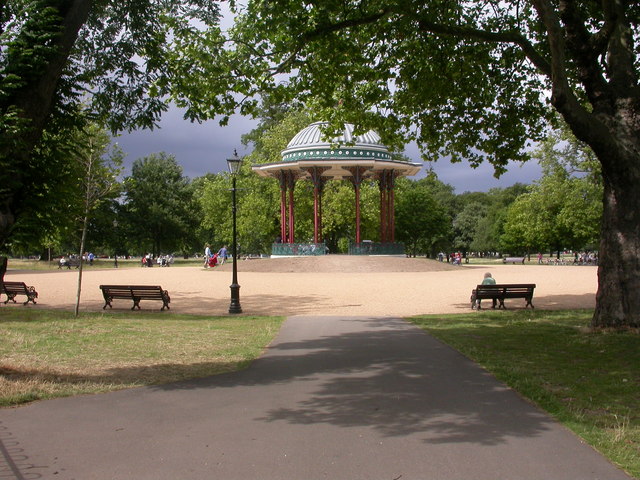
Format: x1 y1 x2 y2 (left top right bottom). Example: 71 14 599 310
271 243 327 256
348 242 405 255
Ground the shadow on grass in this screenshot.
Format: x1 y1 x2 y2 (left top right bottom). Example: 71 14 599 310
0 360 246 400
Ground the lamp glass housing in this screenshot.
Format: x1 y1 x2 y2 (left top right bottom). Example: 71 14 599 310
227 154 242 175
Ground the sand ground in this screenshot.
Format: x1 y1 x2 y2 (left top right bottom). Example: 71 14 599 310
1 256 597 317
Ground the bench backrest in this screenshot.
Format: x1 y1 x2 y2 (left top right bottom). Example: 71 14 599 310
2 281 28 292
475 283 536 294
100 285 166 297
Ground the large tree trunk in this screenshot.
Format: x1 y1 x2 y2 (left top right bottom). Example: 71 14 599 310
0 0 92 246
592 153 640 328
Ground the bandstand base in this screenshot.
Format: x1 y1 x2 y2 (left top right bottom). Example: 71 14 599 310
270 242 405 257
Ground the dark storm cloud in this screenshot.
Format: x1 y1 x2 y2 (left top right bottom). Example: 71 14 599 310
116 107 541 191
116 108 257 180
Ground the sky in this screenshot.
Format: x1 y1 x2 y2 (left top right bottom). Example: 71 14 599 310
115 107 543 193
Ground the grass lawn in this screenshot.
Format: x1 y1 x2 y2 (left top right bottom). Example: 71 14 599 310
409 309 640 479
0 308 283 406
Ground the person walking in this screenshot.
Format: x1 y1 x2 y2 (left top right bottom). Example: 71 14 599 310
217 245 228 265
204 244 212 268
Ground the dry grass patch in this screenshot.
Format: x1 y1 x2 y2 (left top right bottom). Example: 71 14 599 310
0 308 283 406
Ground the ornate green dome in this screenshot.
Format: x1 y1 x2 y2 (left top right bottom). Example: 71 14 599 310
281 122 392 162
253 121 421 181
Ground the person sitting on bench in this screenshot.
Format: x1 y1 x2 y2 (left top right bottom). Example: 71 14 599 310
478 272 497 309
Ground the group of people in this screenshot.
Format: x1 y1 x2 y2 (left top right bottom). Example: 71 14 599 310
141 253 174 267
204 244 228 268
536 251 599 265
437 252 465 265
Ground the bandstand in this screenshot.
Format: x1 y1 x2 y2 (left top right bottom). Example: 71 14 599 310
252 122 421 255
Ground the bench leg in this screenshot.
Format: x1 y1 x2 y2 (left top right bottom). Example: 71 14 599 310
132 298 141 310
476 299 499 310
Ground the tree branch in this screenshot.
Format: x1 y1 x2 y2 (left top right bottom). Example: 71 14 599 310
557 1 611 108
274 7 393 74
600 0 638 94
532 0 615 157
530 3 591 119
416 18 553 79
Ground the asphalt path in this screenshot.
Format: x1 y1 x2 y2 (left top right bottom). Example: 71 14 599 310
0 316 631 479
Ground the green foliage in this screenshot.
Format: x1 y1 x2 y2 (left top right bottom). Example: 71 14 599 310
74 0 223 131
470 184 529 253
501 127 602 254
500 191 544 254
171 1 554 171
198 161 281 256
452 201 487 253
395 178 450 256
6 121 122 255
319 181 378 252
0 0 224 247
121 153 199 255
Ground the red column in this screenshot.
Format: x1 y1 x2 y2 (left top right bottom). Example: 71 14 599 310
278 171 287 243
348 167 367 245
355 184 361 244
287 172 296 244
303 166 330 244
387 171 397 243
318 186 324 243
304 167 328 244
379 171 388 243
313 185 320 243
389 180 396 243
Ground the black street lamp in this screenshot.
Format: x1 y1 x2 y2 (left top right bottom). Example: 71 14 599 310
227 150 243 314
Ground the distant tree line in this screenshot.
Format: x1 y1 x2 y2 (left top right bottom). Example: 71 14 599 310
3 115 601 264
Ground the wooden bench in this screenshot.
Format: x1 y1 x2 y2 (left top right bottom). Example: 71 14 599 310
99 285 170 311
2 281 38 305
58 257 80 269
503 257 525 264
471 283 536 309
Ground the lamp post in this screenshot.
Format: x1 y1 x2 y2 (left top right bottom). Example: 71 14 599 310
112 219 119 268
227 150 243 314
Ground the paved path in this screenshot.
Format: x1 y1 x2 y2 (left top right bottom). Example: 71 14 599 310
0 316 630 479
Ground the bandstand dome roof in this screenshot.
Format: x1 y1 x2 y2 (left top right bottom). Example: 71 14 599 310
284 121 389 155
252 121 422 180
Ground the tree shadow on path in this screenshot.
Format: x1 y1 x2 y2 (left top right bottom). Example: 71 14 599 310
152 316 557 446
